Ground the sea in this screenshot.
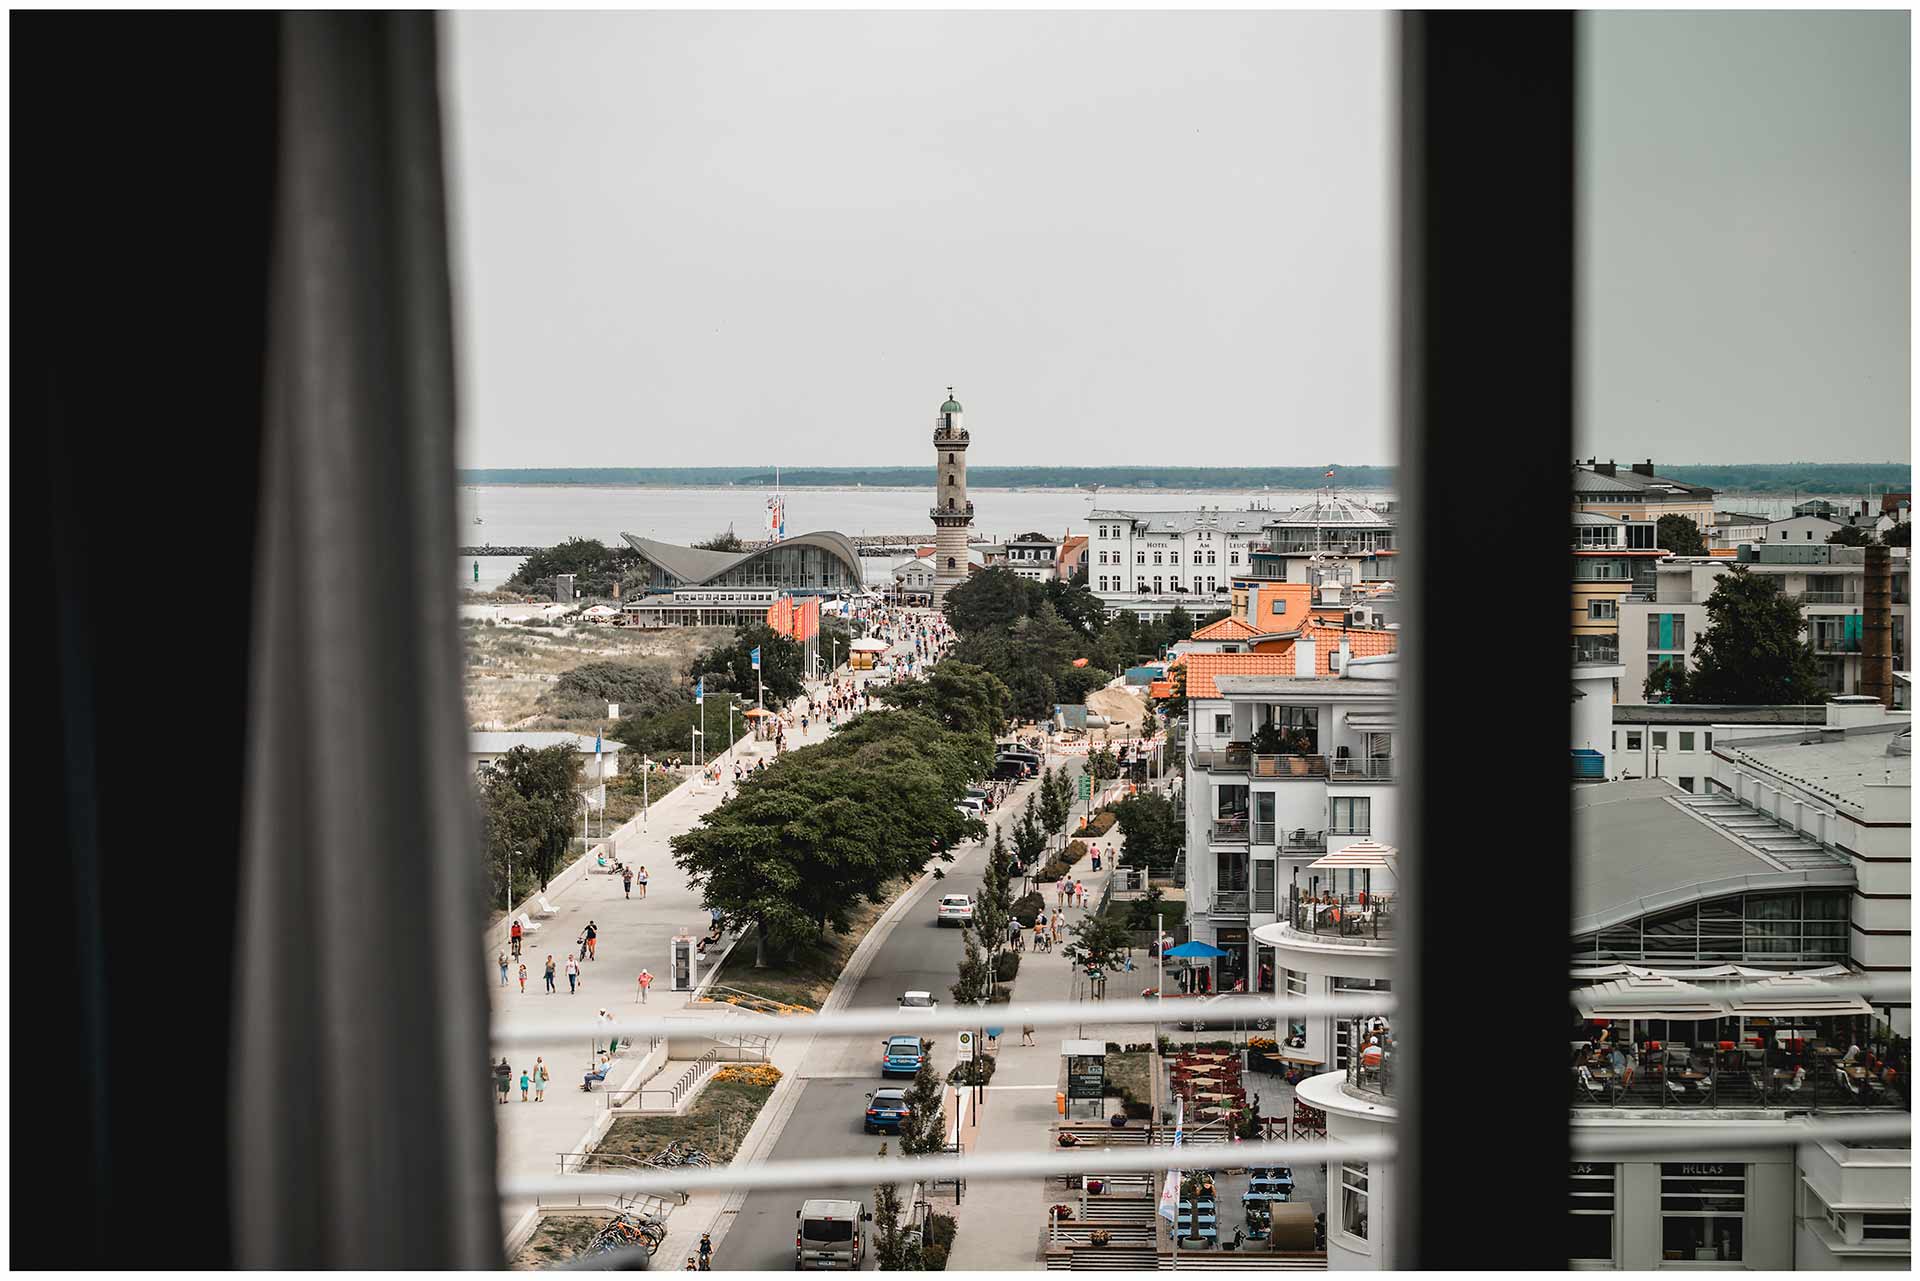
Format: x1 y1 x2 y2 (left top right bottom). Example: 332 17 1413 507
454 484 1845 591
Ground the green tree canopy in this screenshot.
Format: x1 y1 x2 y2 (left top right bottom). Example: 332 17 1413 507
691 529 746 552
505 537 636 597
1063 908 1133 975
693 623 805 708
1112 791 1183 873
1827 524 1873 547
478 744 581 899
1656 514 1708 557
540 660 681 723
873 662 1012 738
1641 566 1827 705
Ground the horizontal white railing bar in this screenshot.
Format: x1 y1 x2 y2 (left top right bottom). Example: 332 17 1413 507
499 1116 1912 1204
500 1137 1395 1200
486 994 1395 1047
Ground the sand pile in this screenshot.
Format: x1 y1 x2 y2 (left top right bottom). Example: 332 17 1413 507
1086 684 1148 731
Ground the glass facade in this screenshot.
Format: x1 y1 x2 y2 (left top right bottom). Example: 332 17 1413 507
1571 890 1849 963
643 542 861 593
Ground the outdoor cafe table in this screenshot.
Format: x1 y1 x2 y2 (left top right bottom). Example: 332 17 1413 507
1268 1052 1324 1068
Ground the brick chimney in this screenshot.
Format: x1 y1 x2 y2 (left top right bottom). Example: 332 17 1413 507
1631 459 1655 477
1594 460 1616 477
1862 544 1894 707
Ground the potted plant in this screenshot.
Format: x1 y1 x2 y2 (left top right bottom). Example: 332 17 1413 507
1089 1229 1112 1247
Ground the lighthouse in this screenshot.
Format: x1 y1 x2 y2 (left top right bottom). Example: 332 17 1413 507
930 388 973 605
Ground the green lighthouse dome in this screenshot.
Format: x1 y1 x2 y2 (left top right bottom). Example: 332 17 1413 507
940 396 963 414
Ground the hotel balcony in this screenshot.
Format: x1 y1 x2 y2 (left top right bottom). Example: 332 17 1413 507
1208 888 1278 920
1329 756 1395 782
1568 1039 1902 1111
1802 590 1861 605
1190 747 1336 780
1289 894 1395 943
1812 634 1862 654
1210 815 1251 845
1571 638 1621 667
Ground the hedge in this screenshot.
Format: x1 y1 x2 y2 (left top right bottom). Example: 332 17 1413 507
1012 892 1044 926
1074 811 1118 837
994 951 1021 983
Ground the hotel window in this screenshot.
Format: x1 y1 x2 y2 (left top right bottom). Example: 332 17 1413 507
1137 579 1148 592
1678 731 1694 751
1153 551 1163 565
1136 551 1146 564
1626 732 1642 751
1660 1164 1744 1263
1587 599 1616 621
1340 1163 1369 1242
1208 550 1218 565
1330 796 1370 835
1230 550 1240 565
1153 576 1163 594
1651 731 1667 750
1568 1164 1615 1264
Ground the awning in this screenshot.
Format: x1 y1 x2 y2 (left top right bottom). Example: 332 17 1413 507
848 638 889 652
741 708 774 718
1165 941 1229 959
1724 975 1873 1018
1574 973 1728 1021
1344 713 1396 731
1309 840 1398 872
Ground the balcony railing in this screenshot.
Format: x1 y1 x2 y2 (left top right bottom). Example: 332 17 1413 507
1279 828 1329 854
1251 821 1276 845
1813 636 1862 654
1802 590 1860 605
1290 893 1394 941
932 422 970 441
1571 639 1621 666
930 501 975 520
1251 754 1328 779
1330 756 1395 781
1211 890 1249 917
1209 817 1250 844
1191 747 1251 772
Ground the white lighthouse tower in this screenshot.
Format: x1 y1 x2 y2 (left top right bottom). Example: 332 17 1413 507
931 389 973 605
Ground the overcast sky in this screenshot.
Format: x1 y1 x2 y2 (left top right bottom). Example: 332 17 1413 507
446 11 1907 471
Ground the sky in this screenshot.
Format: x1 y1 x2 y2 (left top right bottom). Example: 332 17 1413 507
445 12 1908 471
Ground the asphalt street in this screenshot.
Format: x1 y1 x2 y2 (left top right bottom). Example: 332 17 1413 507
714 753 1089 1271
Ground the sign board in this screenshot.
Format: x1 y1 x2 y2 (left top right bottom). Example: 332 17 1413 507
956 1029 976 1056
1078 773 1092 799
1067 1053 1106 1100
671 935 697 992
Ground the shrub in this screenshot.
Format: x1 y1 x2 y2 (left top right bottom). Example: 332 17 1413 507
712 1063 783 1087
994 951 1021 983
928 1212 957 1250
1066 839 1088 861
1074 811 1117 837
1121 1099 1153 1120
1038 859 1071 882
1011 892 1044 926
947 1056 997 1087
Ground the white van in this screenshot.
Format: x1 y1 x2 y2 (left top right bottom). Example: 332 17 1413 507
796 1198 870 1269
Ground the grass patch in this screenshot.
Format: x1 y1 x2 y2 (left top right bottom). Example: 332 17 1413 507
708 876 914 1009
511 1215 607 1270
1104 1051 1152 1110
585 1078 776 1169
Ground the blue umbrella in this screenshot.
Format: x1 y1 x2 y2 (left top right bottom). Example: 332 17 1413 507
1164 941 1229 959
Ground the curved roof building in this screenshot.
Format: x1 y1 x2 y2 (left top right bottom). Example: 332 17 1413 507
617 531 864 595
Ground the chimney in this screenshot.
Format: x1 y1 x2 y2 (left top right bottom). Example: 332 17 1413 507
1862 544 1894 707
1294 636 1316 678
1594 460 1616 477
1631 459 1655 477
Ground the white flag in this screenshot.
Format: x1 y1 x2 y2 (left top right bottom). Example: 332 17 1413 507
1156 1095 1184 1225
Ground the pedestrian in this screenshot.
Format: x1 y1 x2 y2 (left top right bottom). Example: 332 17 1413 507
622 868 632 899
586 920 599 960
1075 880 1087 908
1021 1024 1036 1046
637 866 649 899
510 916 523 954
520 1067 531 1102
638 968 653 1003
518 962 528 993
545 954 557 993
566 952 581 994
498 951 509 986
535 1057 548 1101
494 1057 512 1104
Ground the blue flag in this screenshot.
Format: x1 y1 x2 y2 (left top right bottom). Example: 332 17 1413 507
751 646 761 671
595 732 603 754
694 677 704 704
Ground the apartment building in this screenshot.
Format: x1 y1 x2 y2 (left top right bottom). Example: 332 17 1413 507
1242 495 1397 585
1573 459 1717 525
1002 530 1059 582
1618 546 1910 699
1607 704 1827 791
1088 506 1270 619
1180 653 1399 992
1573 512 1667 668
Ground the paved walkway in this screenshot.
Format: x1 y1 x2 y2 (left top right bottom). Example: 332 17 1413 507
488 613 940 1247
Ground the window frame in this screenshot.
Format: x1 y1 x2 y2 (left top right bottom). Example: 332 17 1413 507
1340 1161 1370 1244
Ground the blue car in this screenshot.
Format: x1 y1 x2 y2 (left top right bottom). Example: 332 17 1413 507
864 1088 912 1134
881 1035 926 1077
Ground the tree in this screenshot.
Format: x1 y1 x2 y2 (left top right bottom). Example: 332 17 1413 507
1884 521 1912 548
1039 766 1074 852
1827 524 1873 547
693 623 805 708
540 660 680 723
874 662 1012 738
1063 908 1132 976
610 694 748 757
898 1057 948 1156
871 1146 924 1270
972 832 1015 966
692 528 746 552
505 537 635 597
941 568 1042 636
1656 514 1708 557
1087 746 1120 781
1012 795 1049 871
950 929 994 1006
1162 605 1193 644
1042 577 1107 637
478 744 581 900
1112 791 1183 873
1640 565 1827 705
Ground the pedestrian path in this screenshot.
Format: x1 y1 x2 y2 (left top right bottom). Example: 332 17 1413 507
489 613 937 1249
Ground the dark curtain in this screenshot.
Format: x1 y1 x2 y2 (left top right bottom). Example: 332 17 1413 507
15 13 498 1268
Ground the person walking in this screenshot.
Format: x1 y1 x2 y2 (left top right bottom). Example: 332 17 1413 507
494 1057 512 1105
518 961 528 994
544 954 557 994
585 920 599 960
622 867 632 899
637 968 653 1003
510 916 523 956
1021 1024 1036 1047
637 866 649 899
498 952 509 987
566 953 581 994
519 1067 531 1102
535 1057 548 1101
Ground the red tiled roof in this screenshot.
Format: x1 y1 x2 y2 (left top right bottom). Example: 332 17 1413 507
1190 615 1269 642
1180 651 1299 698
1298 621 1398 675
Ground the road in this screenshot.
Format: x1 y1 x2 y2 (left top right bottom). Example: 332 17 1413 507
714 753 1090 1271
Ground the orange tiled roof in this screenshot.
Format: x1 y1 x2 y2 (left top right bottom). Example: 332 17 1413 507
1298 621 1399 675
1181 651 1300 698
1190 615 1270 642
1059 535 1088 563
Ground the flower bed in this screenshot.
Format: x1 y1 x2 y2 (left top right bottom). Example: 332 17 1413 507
712 1063 783 1087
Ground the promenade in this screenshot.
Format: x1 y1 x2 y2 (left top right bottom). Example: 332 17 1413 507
487 613 937 1248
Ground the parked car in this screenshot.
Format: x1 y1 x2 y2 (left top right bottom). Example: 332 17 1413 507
880 1035 926 1076
796 1198 871 1270
990 758 1026 782
898 990 939 1014
956 798 984 819
997 751 1041 777
936 894 976 926
862 1088 913 1134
